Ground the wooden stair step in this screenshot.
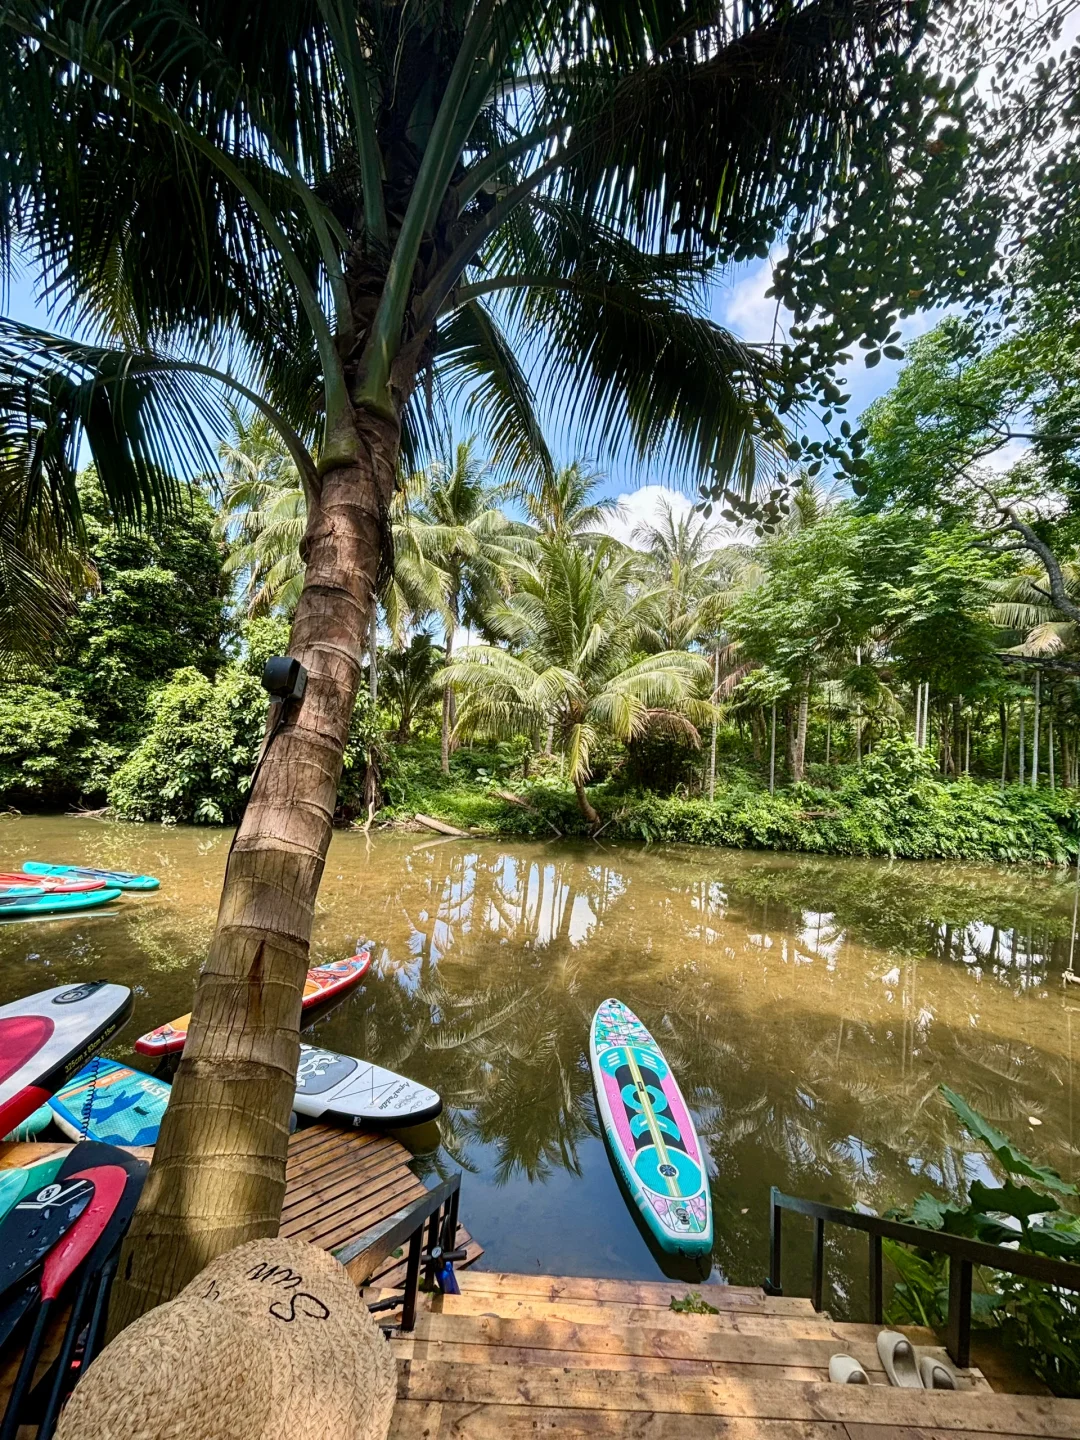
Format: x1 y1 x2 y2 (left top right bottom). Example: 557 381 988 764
394 1361 1080 1435
410 1287 877 1337
456 1270 817 1314
391 1311 984 1386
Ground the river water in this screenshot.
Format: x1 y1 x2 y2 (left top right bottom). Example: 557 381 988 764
2 815 1079 1311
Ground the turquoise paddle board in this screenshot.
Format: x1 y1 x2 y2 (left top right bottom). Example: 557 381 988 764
0 1153 66 1228
590 999 713 1257
23 862 159 892
0 887 122 917
49 1057 170 1145
2 1102 53 1142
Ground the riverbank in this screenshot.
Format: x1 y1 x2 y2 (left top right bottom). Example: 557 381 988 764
378 739 1080 864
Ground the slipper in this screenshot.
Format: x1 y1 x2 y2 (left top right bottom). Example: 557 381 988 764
829 1354 870 1385
877 1329 924 1387
920 1353 959 1390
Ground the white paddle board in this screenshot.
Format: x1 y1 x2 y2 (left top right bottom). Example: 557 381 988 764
0 982 132 1138
293 1044 441 1127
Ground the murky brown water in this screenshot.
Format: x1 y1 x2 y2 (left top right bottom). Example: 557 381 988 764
2 815 1079 1309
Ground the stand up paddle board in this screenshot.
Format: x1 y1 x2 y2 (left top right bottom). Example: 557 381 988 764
293 1044 441 1127
2 1102 52 1142
0 873 105 894
0 889 122 918
49 1058 170 1146
0 1155 65 1230
0 982 133 1138
134 946 373 1056
590 999 713 1257
22 862 159 892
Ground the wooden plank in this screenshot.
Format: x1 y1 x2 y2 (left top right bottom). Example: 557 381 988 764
389 1400 851 1440
406 1312 902 1372
393 1337 829 1380
283 1168 422 1240
456 1272 816 1314
283 1175 423 1247
394 1364 1080 1435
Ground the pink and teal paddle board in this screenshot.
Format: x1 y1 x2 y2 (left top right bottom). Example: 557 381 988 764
590 999 713 1257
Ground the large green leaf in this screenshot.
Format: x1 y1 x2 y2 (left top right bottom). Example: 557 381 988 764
970 1181 1060 1224
941 1086 1078 1196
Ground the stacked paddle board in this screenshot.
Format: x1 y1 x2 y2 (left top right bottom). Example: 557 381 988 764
0 982 132 1137
50 1058 171 1147
590 999 713 1256
22 862 159 891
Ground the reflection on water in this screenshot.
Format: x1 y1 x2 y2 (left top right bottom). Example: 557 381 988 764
2 816 1079 1307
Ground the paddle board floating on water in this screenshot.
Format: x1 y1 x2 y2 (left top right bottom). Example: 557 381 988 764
49 1057 170 1147
293 1043 442 1127
0 982 133 1139
590 998 713 1257
134 945 373 1056
0 888 122 919
22 862 159 891
0 873 105 894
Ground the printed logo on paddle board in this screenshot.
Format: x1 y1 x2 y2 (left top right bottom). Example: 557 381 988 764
295 1046 357 1094
53 982 106 1005
17 1177 94 1211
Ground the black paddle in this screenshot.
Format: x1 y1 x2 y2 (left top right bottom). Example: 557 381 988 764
0 1146 147 1440
0 1156 96 1303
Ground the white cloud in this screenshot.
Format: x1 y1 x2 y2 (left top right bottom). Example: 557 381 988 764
721 256 789 343
595 485 741 549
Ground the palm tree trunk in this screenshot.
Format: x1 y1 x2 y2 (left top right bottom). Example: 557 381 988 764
792 678 810 782
768 700 777 794
1032 670 1041 787
1000 701 1008 787
708 648 719 802
440 606 456 775
109 410 398 1331
574 776 600 827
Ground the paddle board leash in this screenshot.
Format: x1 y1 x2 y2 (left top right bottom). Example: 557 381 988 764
1067 849 1080 987
79 1055 102 1140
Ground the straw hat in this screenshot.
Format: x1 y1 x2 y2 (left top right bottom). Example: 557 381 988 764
56 1238 397 1440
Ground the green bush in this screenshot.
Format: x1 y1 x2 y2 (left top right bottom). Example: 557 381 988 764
0 685 120 806
882 1087 1080 1397
108 666 264 823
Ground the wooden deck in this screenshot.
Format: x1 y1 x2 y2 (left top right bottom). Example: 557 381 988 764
0 1121 480 1292
379 1271 1080 1439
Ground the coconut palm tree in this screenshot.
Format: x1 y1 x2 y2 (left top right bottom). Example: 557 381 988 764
216 409 307 616
989 564 1080 656
381 631 444 741
0 0 950 1320
446 537 713 824
519 463 622 544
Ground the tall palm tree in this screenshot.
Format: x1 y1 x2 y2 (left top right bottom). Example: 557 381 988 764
990 564 1080 656
1 0 947 1319
216 408 307 616
446 536 713 823
519 462 622 544
633 496 735 651
407 440 523 771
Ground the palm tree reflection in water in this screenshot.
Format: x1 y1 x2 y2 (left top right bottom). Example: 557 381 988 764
306 841 1080 1295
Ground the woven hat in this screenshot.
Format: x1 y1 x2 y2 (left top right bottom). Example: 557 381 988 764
56 1238 396 1440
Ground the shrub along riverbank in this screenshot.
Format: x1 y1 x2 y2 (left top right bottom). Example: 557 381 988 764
379 736 1080 865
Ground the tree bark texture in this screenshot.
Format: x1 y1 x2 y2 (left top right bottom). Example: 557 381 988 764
440 610 456 775
109 408 399 1332
792 680 810 783
574 777 600 827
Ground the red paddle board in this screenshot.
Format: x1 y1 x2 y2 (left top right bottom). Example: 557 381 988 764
134 945 373 1057
0 983 133 1137
0 874 105 894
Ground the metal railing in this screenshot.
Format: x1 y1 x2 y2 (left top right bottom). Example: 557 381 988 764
333 1172 463 1331
763 1186 1080 1368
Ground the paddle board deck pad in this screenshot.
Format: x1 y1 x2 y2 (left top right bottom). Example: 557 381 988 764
590 999 713 1256
293 1044 441 1127
22 862 159 891
50 1058 170 1146
0 873 105 893
2 1101 52 1142
0 888 122 918
134 946 373 1056
0 1151 97 1298
0 982 133 1138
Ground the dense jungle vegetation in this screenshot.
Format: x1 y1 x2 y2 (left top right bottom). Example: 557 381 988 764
5 309 1080 865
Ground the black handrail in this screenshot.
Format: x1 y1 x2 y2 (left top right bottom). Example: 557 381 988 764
764 1186 1080 1368
332 1172 463 1331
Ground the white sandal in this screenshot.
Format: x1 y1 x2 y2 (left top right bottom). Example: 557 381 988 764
829 1354 870 1385
920 1353 959 1389
877 1329 924 1387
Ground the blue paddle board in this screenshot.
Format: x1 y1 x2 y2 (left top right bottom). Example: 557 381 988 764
49 1057 170 1146
0 888 122 917
23 862 159 892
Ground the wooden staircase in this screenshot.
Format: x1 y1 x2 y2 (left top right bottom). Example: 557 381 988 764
376 1270 1080 1439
